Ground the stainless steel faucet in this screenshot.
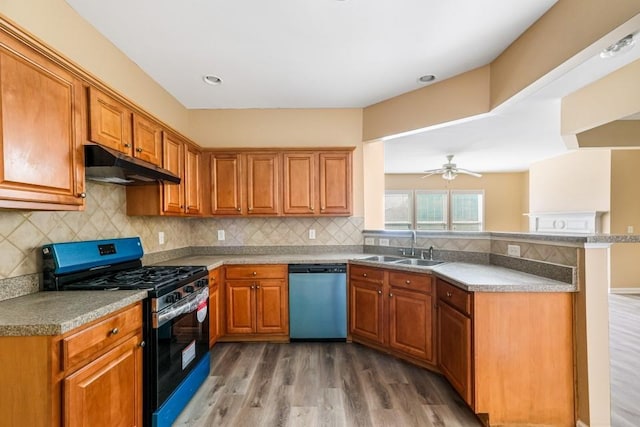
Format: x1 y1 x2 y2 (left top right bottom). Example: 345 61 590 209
410 230 416 257
421 246 434 260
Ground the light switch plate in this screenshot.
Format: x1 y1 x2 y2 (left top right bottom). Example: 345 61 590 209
507 244 521 257
158 231 165 245
217 230 225 241
379 238 390 246
627 225 634 234
364 237 375 245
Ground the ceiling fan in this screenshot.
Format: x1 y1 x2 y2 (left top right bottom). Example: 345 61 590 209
422 155 482 180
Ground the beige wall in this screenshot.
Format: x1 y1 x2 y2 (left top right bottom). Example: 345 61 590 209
363 141 385 230
578 120 640 148
0 0 191 137
528 150 611 220
188 109 365 217
385 173 528 232
610 150 640 289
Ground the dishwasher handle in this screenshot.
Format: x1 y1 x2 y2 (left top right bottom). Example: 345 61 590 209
288 263 347 274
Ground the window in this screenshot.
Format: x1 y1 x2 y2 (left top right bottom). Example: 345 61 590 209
384 190 483 231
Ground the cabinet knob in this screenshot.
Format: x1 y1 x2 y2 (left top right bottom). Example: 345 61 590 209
446 292 453 297
138 341 146 348
124 143 131 148
252 271 257 276
377 290 382 295
136 147 143 153
389 293 394 298
110 327 119 335
321 206 325 211
309 206 314 210
78 192 86 198
256 285 260 289
237 208 241 212
362 273 367 277
405 280 411 285
251 285 255 289
248 207 253 211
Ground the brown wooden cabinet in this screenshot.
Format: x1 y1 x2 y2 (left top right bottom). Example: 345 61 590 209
223 265 288 339
349 265 435 366
0 302 144 426
0 30 86 210
132 113 163 167
319 151 352 215
88 86 133 156
210 153 243 215
246 152 279 215
209 268 221 348
282 152 316 214
126 132 202 216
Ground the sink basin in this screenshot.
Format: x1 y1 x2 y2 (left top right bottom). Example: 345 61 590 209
358 255 405 263
393 258 444 267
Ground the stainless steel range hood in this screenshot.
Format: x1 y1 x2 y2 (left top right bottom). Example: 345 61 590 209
84 145 180 185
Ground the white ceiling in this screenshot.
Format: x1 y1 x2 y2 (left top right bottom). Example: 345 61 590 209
65 0 639 174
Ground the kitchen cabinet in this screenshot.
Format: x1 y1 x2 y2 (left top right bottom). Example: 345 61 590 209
210 153 243 215
88 87 163 167
223 265 289 339
282 150 352 216
435 277 575 426
246 152 279 215
349 265 435 365
0 29 86 210
126 132 203 216
209 268 221 348
0 302 144 427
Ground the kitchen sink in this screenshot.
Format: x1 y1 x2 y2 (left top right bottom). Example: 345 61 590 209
393 258 445 267
358 255 405 263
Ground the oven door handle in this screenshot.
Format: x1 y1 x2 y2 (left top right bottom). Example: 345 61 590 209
154 287 208 328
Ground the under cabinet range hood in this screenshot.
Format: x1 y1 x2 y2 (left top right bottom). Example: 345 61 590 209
84 144 180 185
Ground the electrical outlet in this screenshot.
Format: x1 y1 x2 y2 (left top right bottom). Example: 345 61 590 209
507 244 521 257
627 225 634 234
158 231 165 245
217 230 225 241
364 237 375 245
379 238 390 246
309 229 316 239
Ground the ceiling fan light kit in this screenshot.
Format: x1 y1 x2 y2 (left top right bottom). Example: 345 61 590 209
422 154 482 181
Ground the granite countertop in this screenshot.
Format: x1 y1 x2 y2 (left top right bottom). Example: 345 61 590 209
160 254 576 293
0 290 148 337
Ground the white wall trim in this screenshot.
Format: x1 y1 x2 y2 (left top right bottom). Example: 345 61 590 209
576 420 588 427
610 287 640 294
528 211 605 234
584 242 613 249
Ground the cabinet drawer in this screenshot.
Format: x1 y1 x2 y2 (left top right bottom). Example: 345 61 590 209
225 264 287 279
62 303 142 371
437 279 471 316
389 271 432 293
349 265 385 285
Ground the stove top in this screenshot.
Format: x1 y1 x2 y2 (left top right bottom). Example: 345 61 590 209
62 265 208 292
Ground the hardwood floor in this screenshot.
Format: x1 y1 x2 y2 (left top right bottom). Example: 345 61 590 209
609 294 640 427
173 342 481 426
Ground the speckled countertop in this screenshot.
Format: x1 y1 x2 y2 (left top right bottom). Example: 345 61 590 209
0 290 148 337
160 254 576 293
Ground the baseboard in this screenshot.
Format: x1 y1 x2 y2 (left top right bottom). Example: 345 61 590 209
576 420 588 427
609 287 640 294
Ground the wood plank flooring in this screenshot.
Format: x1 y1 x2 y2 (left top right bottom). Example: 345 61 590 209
173 342 481 427
609 294 640 427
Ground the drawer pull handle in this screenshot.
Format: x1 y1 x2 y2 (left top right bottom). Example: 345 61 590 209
252 271 257 276
124 143 131 148
446 292 453 297
139 341 146 348
405 280 411 285
377 290 382 295
110 328 119 335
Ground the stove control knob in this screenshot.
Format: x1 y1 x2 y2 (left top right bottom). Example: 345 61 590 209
165 294 176 304
197 279 207 288
173 291 182 300
185 285 195 293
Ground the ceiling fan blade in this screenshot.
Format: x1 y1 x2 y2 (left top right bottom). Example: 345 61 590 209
420 172 439 179
456 168 482 178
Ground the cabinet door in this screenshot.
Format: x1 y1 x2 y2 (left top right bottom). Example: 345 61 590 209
438 301 472 406
162 132 184 214
209 284 220 347
211 153 243 215
184 144 202 214
389 288 434 363
226 281 255 334
319 151 351 215
64 334 143 427
349 280 385 344
246 152 279 215
282 152 316 214
255 279 288 334
88 87 133 156
0 32 85 210
132 113 162 166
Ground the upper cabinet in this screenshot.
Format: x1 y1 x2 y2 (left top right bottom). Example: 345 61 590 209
88 88 163 167
0 30 86 210
88 86 133 155
210 149 353 217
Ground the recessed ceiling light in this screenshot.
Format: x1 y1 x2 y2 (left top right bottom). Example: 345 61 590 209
418 75 436 84
600 34 635 58
203 74 222 85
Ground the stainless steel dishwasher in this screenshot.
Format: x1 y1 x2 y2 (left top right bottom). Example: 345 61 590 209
288 264 347 341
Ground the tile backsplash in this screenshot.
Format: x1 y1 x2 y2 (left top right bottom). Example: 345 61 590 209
0 182 365 280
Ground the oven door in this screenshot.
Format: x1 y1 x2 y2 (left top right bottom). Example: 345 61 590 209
149 288 209 410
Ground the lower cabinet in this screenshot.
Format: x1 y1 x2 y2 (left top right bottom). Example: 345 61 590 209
223 264 289 339
349 265 435 366
0 302 144 427
209 268 221 348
